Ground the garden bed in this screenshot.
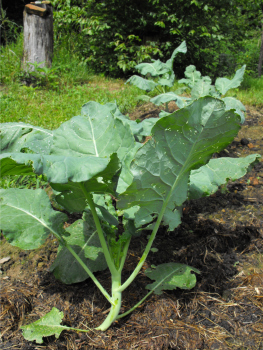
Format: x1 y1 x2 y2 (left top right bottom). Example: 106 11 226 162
0 104 263 350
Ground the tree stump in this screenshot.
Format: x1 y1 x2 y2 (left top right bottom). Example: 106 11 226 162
23 2 53 71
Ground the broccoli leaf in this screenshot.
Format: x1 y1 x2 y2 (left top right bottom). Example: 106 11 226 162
145 263 200 294
0 122 53 154
21 307 71 344
50 212 107 284
118 97 241 230
215 65 246 95
126 75 158 91
189 154 261 199
0 188 67 250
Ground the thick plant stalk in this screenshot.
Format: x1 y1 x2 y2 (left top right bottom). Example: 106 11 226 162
79 183 118 276
118 236 131 272
64 242 114 305
95 273 122 331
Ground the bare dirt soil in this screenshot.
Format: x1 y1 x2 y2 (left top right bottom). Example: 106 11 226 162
1 103 263 350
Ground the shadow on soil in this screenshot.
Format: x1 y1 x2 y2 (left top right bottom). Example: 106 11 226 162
1 104 263 350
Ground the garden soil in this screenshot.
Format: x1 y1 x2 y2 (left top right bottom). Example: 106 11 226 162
1 103 263 350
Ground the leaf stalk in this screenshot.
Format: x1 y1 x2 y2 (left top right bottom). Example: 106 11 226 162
79 182 118 276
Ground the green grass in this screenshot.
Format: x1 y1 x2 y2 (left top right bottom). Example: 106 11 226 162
1 33 262 133
0 34 143 129
0 80 143 129
1 29 262 195
235 75 263 107
0 174 47 190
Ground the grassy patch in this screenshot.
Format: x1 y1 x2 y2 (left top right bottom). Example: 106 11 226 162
236 75 263 107
0 80 142 129
0 34 143 129
224 74 263 108
1 34 262 133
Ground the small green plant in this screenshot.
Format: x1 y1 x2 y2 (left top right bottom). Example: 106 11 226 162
16 61 60 89
175 64 247 121
126 41 187 111
0 98 261 342
126 42 247 121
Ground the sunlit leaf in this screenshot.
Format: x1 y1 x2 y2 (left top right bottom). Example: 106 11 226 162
21 307 71 344
145 263 200 294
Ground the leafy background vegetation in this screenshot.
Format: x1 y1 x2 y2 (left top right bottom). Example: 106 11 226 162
1 0 263 129
0 0 263 338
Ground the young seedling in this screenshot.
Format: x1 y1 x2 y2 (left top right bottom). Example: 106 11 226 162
0 97 260 342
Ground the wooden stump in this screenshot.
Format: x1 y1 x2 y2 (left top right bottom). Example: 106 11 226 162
23 3 53 71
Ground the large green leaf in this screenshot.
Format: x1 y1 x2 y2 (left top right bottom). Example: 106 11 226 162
126 75 158 91
189 154 261 199
21 307 71 344
145 263 200 295
0 152 119 187
0 122 53 154
50 213 107 284
52 102 134 159
178 65 202 89
215 65 246 95
150 92 189 108
135 60 170 77
0 188 67 250
222 97 246 123
165 41 187 70
118 97 241 230
191 77 212 99
50 101 135 194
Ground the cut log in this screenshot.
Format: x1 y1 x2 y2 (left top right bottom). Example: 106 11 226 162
23 3 53 71
25 5 47 17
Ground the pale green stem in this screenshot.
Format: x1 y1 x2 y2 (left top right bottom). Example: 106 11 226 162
79 183 118 276
43 223 114 305
156 86 163 94
64 242 114 305
116 210 163 293
116 289 154 319
66 326 91 333
117 261 179 318
118 235 131 273
95 272 122 331
116 171 186 293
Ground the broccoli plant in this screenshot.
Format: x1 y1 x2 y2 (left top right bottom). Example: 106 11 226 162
0 98 260 343
126 41 246 125
126 41 188 111
150 64 247 120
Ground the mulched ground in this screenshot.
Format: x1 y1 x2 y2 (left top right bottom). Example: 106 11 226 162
1 104 262 350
